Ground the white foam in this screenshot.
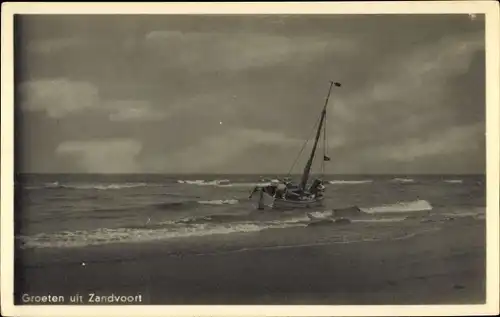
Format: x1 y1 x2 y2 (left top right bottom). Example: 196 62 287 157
183 180 207 185
49 182 150 190
443 179 463 184
178 179 273 188
328 180 373 185
391 178 415 183
361 199 433 214
24 182 60 190
86 183 149 190
306 211 407 223
178 179 233 186
197 199 239 205
307 211 334 220
18 221 304 249
219 182 272 188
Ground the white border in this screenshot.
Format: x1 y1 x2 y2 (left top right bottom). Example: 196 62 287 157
1 2 499 316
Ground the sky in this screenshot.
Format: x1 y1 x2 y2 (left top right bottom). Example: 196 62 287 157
15 14 485 174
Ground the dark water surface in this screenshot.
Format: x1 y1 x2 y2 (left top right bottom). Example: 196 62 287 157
14 174 485 249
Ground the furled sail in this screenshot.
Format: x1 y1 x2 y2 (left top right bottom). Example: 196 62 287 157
299 81 339 191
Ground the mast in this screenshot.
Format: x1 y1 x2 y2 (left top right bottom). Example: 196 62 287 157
321 105 327 177
299 81 336 191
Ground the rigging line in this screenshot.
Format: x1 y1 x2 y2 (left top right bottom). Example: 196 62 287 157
286 117 320 177
322 114 327 178
321 111 328 178
286 113 322 177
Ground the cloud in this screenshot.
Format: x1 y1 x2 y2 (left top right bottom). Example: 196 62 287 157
19 79 99 118
19 78 165 122
55 139 142 173
337 32 483 113
326 31 484 143
369 123 484 162
103 100 167 122
143 128 308 173
16 15 486 174
144 30 358 72
27 38 85 54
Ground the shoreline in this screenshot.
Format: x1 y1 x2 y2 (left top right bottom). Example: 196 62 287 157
15 218 486 305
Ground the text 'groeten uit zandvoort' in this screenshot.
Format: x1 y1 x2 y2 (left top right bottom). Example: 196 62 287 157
22 293 143 304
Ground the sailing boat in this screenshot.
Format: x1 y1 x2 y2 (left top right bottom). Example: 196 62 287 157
250 80 341 210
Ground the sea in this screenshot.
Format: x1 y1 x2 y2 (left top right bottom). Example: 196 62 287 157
14 174 486 250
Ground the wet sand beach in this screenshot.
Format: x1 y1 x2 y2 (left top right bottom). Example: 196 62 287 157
15 217 485 305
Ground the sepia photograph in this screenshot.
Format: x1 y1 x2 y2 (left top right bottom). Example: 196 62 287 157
1 2 499 317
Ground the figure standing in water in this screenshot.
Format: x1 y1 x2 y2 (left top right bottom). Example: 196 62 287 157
249 180 282 209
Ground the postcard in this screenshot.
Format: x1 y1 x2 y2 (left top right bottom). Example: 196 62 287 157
1 1 499 316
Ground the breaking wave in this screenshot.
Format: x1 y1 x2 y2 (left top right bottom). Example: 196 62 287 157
177 179 231 186
16 210 439 250
15 198 447 250
177 179 271 188
391 178 415 183
197 199 239 205
27 182 152 190
328 180 373 185
154 199 240 210
306 200 433 217
443 179 463 184
17 220 305 249
361 199 432 214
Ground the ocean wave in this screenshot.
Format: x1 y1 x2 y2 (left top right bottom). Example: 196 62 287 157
197 199 239 205
177 179 231 186
351 218 407 223
361 199 433 214
154 198 240 211
173 211 311 226
390 178 415 183
67 183 150 190
22 181 61 190
26 182 153 190
45 181 61 188
307 210 407 223
17 221 305 249
328 180 373 185
307 210 334 219
443 179 463 184
16 203 442 249
177 179 271 188
220 182 273 188
306 200 433 218
21 213 416 250
438 207 485 218
176 214 251 225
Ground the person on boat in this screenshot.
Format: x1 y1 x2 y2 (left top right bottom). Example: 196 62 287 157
274 182 287 199
266 180 279 196
248 186 261 199
250 180 279 198
256 180 278 198
279 180 299 200
309 178 325 198
248 185 266 210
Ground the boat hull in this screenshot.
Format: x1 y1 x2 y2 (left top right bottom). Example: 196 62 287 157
271 196 324 210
